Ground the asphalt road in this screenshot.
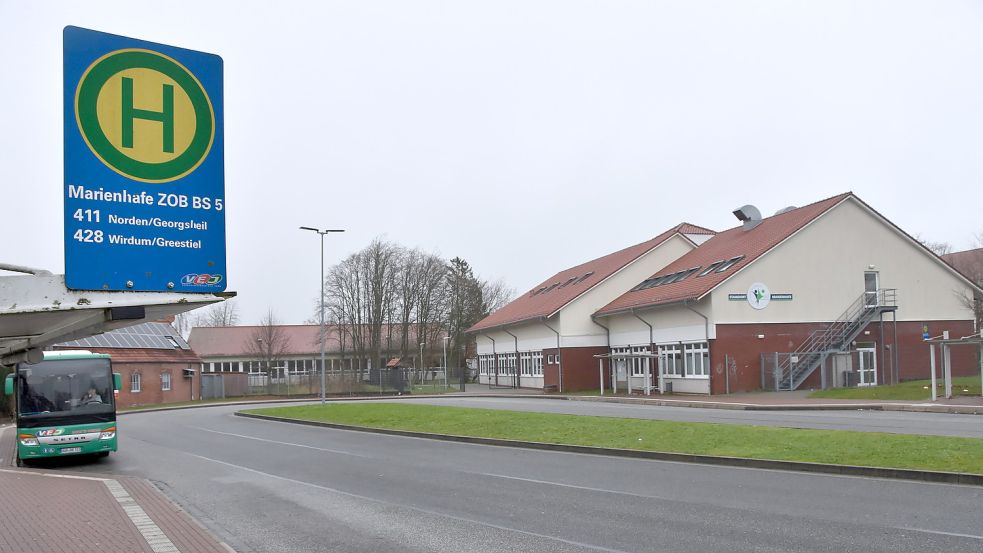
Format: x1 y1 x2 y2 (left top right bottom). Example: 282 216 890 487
376 396 983 438
51 403 983 553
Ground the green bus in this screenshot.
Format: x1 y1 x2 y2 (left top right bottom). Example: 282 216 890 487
5 351 121 465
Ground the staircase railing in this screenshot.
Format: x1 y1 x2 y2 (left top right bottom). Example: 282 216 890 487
773 289 896 390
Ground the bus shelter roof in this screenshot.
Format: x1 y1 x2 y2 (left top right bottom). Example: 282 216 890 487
1 272 228 365
923 334 983 345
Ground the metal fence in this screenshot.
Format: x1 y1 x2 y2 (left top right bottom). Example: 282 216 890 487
760 352 841 392
200 367 466 400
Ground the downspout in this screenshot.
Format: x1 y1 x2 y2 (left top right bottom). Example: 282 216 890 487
591 315 611 392
630 308 654 348
541 318 562 393
481 334 497 389
591 315 612 348
683 300 711 395
503 329 519 389
631 308 655 395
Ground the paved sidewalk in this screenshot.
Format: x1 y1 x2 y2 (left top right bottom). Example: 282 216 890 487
0 426 231 553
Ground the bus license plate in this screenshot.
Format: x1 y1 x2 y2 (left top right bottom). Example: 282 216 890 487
60 447 82 454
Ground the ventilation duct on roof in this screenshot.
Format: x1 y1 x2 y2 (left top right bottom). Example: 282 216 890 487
774 206 797 216
732 205 762 231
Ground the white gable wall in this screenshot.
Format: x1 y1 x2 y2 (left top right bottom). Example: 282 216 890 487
606 298 714 347
709 198 975 324
474 321 560 356
559 234 696 347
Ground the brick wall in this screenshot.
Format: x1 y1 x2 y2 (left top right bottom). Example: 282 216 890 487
710 319 978 394
543 346 609 392
115 362 196 408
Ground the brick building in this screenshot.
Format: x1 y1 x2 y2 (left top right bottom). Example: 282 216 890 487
471 193 981 394
55 322 199 407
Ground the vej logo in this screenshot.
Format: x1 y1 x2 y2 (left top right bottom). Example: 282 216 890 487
181 273 223 286
75 48 214 183
36 429 65 437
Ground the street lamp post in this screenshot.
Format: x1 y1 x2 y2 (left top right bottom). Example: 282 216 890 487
419 341 425 389
442 335 449 391
300 226 345 404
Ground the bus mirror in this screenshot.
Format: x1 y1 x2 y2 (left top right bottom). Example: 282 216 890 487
113 372 122 391
4 375 12 396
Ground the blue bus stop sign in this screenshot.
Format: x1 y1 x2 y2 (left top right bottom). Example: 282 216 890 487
64 26 225 292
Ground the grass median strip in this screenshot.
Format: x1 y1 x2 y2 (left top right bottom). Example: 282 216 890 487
809 376 981 400
242 403 983 474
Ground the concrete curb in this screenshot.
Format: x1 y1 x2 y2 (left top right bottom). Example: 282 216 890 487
115 391 983 416
117 393 458 415
234 411 983 487
559 395 983 414
116 392 983 415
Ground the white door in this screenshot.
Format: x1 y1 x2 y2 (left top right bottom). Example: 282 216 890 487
864 272 879 308
858 349 877 386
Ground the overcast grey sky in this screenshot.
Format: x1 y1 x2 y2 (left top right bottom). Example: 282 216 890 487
2 1 982 325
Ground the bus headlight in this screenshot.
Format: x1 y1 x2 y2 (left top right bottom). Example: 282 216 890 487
18 434 39 446
99 427 116 440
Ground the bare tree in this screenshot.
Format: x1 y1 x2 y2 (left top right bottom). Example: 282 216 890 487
320 239 514 383
245 308 290 376
945 235 983 332
916 234 953 257
172 312 193 339
481 278 514 314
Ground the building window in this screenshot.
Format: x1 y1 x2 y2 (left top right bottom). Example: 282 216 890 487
520 352 532 376
502 353 517 375
658 344 683 377
611 346 652 376
715 255 745 273
161 372 172 391
684 342 710 377
130 372 141 393
532 351 543 376
631 346 651 376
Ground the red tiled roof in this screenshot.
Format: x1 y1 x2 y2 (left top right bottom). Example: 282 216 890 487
188 325 419 358
468 223 713 332
595 193 852 316
943 248 983 284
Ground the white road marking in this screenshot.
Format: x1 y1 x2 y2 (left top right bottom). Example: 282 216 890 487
477 471 983 542
473 471 672 501
104 479 181 553
186 451 633 553
900 527 983 541
189 426 371 458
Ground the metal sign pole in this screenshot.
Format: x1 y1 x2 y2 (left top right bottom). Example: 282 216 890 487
929 344 937 402
598 358 604 396
943 344 953 399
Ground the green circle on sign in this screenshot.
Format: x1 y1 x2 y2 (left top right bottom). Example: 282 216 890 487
75 49 214 183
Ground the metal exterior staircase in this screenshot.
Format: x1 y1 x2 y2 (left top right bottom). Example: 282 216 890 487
774 289 897 391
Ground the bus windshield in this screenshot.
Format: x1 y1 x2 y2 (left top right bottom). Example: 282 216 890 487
17 358 114 419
